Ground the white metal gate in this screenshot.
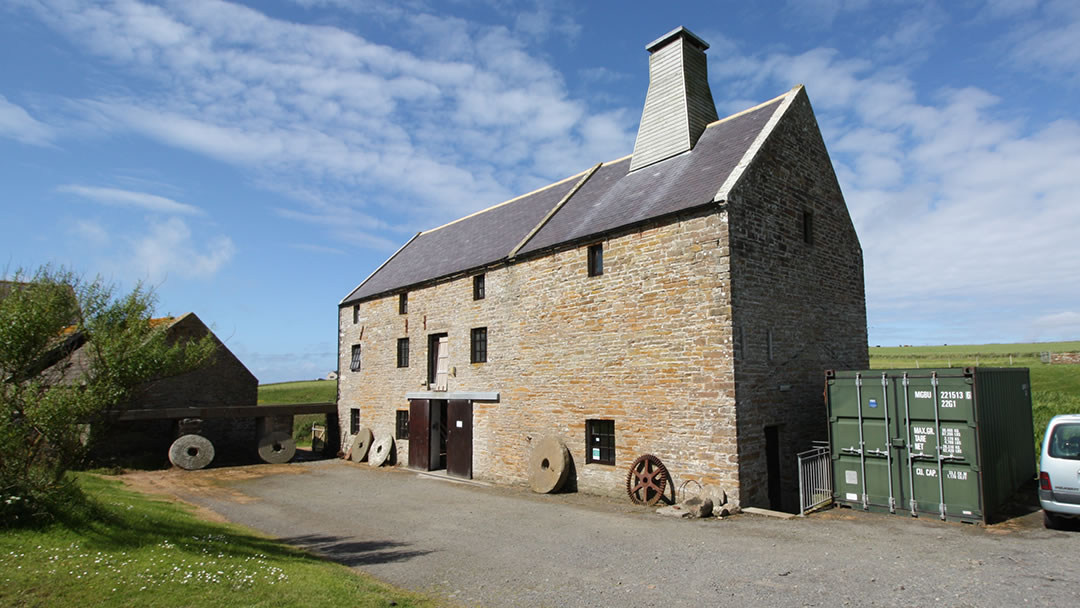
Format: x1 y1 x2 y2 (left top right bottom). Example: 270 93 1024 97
798 443 832 515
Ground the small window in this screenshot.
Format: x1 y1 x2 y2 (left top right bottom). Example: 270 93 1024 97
802 210 814 245
587 243 603 277
397 337 409 368
398 292 408 315
350 344 362 371
396 410 410 440
350 408 360 435
352 304 359 324
767 329 774 361
586 419 615 465
471 327 487 363
473 274 485 300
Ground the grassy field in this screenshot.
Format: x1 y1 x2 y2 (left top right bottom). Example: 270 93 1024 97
869 342 1080 460
0 474 432 608
258 380 337 445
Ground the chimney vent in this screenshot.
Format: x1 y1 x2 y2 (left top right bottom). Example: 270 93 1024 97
629 26 719 172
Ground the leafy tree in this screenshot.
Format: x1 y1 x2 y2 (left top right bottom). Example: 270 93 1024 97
1 267 215 525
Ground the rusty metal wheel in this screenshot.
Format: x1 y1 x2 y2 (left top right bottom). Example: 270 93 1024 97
626 454 669 506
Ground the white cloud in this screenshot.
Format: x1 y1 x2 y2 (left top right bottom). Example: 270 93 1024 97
16 0 621 249
711 29 1080 344
0 95 54 146
1029 312 1080 341
68 219 110 247
995 0 1080 78
58 184 204 215
131 217 235 280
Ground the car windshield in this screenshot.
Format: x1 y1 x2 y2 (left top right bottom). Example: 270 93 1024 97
1049 423 1080 460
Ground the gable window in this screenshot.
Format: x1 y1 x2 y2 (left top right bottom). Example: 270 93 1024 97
586 419 615 465
802 210 814 245
397 337 410 368
396 410 410 440
350 408 360 435
398 292 408 315
470 327 487 363
349 344 362 371
352 304 359 324
587 243 604 276
473 274 485 300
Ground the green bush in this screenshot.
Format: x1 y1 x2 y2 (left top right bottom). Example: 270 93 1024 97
1 267 214 526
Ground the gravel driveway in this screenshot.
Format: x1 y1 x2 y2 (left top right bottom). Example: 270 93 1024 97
129 459 1078 607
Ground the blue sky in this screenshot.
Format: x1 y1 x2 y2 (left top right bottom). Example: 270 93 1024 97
2 0 1078 383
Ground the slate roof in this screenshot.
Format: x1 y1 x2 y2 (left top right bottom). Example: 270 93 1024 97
340 88 794 306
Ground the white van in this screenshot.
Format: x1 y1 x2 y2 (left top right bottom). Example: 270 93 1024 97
1039 414 1080 528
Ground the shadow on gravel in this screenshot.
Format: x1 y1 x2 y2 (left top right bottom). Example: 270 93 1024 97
281 534 434 566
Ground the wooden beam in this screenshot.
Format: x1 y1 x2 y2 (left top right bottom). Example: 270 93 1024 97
112 402 336 421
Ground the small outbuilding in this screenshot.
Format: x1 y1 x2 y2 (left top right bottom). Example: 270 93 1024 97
45 312 259 463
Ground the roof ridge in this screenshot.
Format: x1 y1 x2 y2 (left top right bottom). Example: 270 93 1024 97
703 86 795 132
508 162 603 259
339 232 422 305
422 170 586 236
712 85 803 203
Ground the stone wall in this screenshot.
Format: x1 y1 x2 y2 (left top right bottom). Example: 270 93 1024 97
337 89 868 509
1048 352 1080 365
339 209 739 498
726 88 869 510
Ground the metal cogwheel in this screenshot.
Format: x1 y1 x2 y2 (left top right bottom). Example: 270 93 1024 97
626 454 669 506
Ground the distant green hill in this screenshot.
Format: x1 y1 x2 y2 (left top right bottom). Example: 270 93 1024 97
258 380 336 444
258 379 336 404
869 341 1080 460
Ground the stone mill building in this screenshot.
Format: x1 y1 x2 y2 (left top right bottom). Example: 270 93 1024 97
337 27 868 511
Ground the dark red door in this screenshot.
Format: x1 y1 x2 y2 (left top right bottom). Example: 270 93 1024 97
430 400 447 470
446 399 472 479
408 400 430 470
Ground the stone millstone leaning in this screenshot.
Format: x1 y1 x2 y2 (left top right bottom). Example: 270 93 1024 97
169 434 215 470
528 436 571 493
348 427 374 462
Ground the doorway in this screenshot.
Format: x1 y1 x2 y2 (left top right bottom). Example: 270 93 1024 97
427 333 448 390
765 425 782 510
408 399 448 471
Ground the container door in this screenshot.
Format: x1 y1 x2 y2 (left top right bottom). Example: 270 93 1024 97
895 372 982 522
446 399 472 479
831 372 900 511
408 399 430 470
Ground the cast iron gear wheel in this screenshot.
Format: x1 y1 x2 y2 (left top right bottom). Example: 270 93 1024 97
626 454 669 506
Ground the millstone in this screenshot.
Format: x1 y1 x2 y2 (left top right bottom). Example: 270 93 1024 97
349 427 374 462
529 435 571 493
169 434 215 470
368 434 394 467
257 431 296 464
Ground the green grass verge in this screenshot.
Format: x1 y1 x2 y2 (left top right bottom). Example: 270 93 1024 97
869 344 1080 461
258 380 337 445
0 474 433 608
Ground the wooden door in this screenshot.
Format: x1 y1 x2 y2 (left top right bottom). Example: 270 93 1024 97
446 400 472 479
434 336 449 391
408 399 430 470
430 400 447 470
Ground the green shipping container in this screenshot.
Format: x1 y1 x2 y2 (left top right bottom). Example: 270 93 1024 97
826 368 1036 524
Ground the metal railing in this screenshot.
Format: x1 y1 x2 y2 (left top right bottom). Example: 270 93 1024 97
798 443 833 516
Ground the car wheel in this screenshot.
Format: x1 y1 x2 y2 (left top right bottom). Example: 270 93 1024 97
1044 510 1062 529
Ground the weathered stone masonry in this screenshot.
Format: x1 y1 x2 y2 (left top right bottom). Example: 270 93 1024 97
337 27 868 510
339 209 741 496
